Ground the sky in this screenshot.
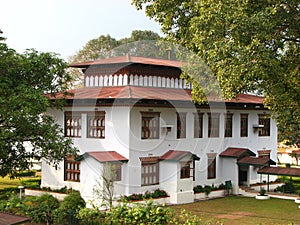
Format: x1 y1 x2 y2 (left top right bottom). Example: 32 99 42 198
0 0 162 60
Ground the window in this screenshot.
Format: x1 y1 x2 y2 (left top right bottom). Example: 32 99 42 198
240 114 248 137
87 111 105 138
258 114 271 136
64 157 80 182
207 154 217 179
177 112 186 139
141 112 160 139
208 113 220 138
64 112 81 137
109 163 122 181
140 157 159 186
224 113 233 137
194 112 203 138
114 163 122 181
180 161 191 179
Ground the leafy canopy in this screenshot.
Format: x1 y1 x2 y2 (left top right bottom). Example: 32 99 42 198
0 40 77 177
132 0 300 146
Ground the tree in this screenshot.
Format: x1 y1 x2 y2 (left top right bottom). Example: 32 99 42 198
0 29 5 41
70 30 161 64
0 41 77 177
132 0 300 146
69 30 162 83
93 163 117 209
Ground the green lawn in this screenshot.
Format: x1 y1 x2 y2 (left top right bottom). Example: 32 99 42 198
0 176 40 189
172 196 300 225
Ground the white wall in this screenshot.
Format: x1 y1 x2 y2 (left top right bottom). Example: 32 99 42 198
43 104 277 201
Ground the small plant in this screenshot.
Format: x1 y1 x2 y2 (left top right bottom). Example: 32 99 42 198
54 191 85 225
259 188 267 196
204 185 212 197
121 189 168 202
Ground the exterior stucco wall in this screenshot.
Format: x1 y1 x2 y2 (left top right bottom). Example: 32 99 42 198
42 103 277 203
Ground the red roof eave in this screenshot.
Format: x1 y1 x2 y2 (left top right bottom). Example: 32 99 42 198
45 86 264 105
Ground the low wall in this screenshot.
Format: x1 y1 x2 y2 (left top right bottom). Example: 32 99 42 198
250 183 284 191
194 190 224 200
25 189 67 201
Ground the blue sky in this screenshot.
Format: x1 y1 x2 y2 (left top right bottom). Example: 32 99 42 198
1 0 162 59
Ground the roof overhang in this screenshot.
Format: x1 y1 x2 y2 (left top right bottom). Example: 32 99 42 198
219 147 256 158
258 166 300 177
159 150 200 161
77 151 128 163
237 156 276 166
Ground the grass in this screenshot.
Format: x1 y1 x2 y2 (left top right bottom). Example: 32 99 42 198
172 196 300 225
0 176 40 189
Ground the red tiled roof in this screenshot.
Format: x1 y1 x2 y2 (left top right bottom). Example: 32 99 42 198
237 156 276 166
219 147 256 158
48 86 264 104
84 151 128 162
258 166 300 177
0 212 30 225
71 55 183 68
160 150 200 161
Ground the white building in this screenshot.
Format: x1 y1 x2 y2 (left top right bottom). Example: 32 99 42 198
42 56 277 204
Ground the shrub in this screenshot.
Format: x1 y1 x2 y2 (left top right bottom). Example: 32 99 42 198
20 178 41 189
0 194 22 214
259 188 266 196
77 207 107 225
193 185 204 193
16 170 36 177
109 200 172 225
24 194 59 224
54 191 85 225
121 189 168 202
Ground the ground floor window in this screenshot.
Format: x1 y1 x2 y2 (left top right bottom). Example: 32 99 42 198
64 157 80 182
140 157 159 186
102 163 122 182
207 153 217 179
180 161 191 179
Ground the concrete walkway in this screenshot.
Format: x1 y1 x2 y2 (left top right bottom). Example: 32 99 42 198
239 187 299 201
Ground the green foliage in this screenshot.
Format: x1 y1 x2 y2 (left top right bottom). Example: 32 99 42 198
0 41 78 177
54 191 85 224
15 170 36 177
121 189 168 202
132 0 300 147
77 207 107 225
0 194 22 214
193 184 223 194
170 209 202 225
20 178 41 189
259 188 267 196
108 200 171 225
24 194 59 224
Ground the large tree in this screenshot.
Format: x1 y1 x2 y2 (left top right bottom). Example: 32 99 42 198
132 0 300 146
0 41 77 177
70 30 161 63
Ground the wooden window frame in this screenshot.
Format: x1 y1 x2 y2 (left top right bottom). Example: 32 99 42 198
180 161 192 179
64 157 80 182
258 114 271 136
141 112 160 139
240 114 248 137
141 157 159 186
208 113 220 138
194 112 203 138
224 113 233 137
177 112 187 139
207 157 216 179
64 112 82 137
111 163 122 182
87 111 105 139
